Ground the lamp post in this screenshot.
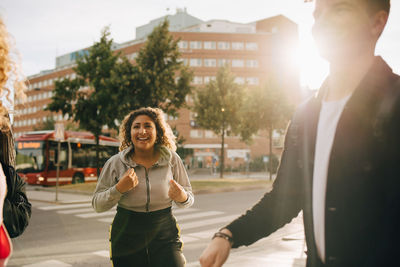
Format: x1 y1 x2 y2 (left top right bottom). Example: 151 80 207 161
220 107 225 178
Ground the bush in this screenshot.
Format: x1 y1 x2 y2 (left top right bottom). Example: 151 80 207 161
249 154 279 173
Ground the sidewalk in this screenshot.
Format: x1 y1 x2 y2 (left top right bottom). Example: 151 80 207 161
26 184 306 267
189 170 276 180
27 188 92 204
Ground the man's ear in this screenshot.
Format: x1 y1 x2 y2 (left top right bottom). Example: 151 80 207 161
371 10 389 39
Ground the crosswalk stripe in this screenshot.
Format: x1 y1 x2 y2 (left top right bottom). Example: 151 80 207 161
179 215 239 230
181 235 200 243
92 250 109 258
57 207 96 214
172 207 199 214
76 210 116 218
37 203 91 211
98 217 114 223
22 260 72 267
184 229 215 239
176 211 224 221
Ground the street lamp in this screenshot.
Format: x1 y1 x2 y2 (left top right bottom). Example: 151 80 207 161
220 107 225 178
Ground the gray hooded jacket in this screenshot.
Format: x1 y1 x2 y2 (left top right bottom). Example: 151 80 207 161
92 146 194 213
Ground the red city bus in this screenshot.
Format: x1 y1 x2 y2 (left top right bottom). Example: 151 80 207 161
15 130 120 186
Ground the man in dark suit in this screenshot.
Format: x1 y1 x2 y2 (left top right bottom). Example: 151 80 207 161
200 0 400 266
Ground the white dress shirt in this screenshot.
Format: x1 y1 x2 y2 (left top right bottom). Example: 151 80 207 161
312 94 351 262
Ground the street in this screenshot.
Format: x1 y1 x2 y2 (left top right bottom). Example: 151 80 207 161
8 189 306 267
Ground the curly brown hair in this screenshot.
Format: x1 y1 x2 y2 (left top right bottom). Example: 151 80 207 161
119 107 177 152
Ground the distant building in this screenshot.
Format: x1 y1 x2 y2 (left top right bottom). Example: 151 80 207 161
14 9 300 170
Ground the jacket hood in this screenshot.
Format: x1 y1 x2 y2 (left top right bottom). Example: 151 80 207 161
118 146 172 167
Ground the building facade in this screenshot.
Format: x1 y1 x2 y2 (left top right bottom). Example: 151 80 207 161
14 9 300 170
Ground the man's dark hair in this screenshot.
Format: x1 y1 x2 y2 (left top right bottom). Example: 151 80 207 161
367 0 390 14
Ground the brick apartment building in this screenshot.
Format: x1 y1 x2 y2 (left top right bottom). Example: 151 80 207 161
13 9 300 170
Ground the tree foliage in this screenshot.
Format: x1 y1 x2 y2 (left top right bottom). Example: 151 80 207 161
131 20 193 116
46 22 193 175
193 66 245 178
46 27 130 175
239 79 293 179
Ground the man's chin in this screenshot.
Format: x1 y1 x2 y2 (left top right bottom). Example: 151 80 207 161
317 48 348 64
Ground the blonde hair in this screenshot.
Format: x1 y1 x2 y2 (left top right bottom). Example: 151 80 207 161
0 17 26 167
119 107 177 152
0 17 27 120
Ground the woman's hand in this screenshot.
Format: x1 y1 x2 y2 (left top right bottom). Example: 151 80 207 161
168 179 187 203
116 168 138 193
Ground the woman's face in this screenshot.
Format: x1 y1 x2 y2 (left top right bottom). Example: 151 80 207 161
130 115 157 152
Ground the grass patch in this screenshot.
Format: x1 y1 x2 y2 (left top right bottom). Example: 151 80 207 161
191 179 271 192
58 178 272 194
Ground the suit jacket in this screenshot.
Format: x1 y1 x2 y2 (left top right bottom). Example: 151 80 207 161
226 57 400 267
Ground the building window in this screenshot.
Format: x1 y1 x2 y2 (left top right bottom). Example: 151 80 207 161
204 130 215 138
189 58 202 67
204 76 216 83
193 76 203 84
232 59 244 68
128 53 138 60
246 77 259 85
234 77 245 84
190 41 202 49
177 58 188 66
232 42 244 50
190 130 203 138
204 59 216 67
203 41 216 50
178 41 188 49
246 60 258 68
185 95 193 102
245 42 258 50
217 42 230 50
218 59 229 67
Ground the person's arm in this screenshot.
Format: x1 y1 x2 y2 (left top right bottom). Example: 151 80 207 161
200 116 304 267
92 158 123 213
170 152 194 208
3 164 32 238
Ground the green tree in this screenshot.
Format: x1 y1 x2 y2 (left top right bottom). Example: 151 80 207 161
239 79 293 180
193 66 244 178
128 20 193 116
33 117 56 131
46 27 131 176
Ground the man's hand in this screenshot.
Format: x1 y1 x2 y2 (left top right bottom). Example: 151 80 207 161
199 229 233 267
116 168 138 193
168 179 187 203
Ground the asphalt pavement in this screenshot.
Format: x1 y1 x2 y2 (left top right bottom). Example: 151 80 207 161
20 179 306 267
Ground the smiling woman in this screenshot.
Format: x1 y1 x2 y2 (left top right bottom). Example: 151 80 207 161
92 107 194 267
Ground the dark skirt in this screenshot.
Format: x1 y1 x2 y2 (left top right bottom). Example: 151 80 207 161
110 206 185 267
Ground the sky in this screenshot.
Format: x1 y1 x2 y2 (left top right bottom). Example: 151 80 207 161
1 0 400 91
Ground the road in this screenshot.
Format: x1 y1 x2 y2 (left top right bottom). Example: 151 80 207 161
8 189 306 267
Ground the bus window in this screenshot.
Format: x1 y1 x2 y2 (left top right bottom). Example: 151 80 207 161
48 141 68 170
70 143 118 168
15 141 45 173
